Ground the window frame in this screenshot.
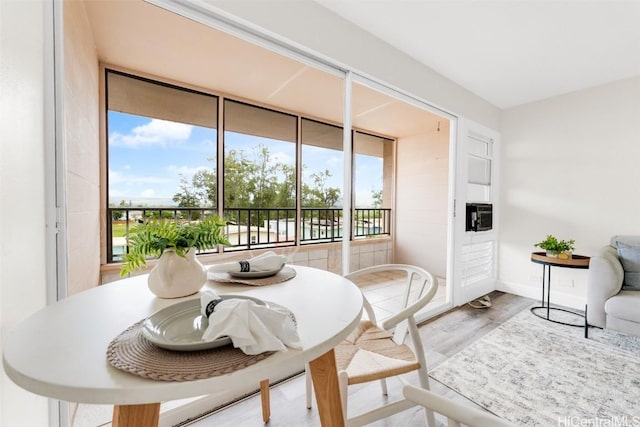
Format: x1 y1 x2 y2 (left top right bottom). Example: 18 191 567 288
103 67 395 264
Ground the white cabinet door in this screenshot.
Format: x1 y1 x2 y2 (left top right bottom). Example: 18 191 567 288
452 118 500 306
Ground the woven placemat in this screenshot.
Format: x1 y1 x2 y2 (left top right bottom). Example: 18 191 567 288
107 301 296 382
107 320 274 381
207 266 296 286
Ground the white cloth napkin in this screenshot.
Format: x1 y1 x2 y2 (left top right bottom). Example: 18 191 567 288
208 251 287 274
200 290 302 355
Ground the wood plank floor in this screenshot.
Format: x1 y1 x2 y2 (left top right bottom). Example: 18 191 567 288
182 291 534 427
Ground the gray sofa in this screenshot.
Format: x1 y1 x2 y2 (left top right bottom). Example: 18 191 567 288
587 235 640 337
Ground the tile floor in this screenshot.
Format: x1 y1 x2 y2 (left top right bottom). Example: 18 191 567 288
354 270 448 322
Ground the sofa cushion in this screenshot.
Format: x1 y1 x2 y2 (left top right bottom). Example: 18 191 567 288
605 291 640 323
616 241 640 290
610 235 640 248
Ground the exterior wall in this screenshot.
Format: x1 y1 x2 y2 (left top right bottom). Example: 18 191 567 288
394 127 450 278
348 238 393 274
64 0 100 295
499 75 640 308
206 0 501 130
101 238 393 284
0 1 49 425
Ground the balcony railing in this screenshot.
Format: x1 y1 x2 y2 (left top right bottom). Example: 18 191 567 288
107 207 391 263
353 208 392 238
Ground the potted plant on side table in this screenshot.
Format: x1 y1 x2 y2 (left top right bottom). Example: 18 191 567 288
120 215 230 298
534 234 575 259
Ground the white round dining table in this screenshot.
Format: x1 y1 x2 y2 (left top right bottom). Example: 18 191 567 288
3 265 363 427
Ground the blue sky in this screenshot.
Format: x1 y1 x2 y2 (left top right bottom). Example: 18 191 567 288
108 112 381 207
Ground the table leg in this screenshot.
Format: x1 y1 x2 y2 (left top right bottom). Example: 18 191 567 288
540 265 545 308
584 304 589 338
112 403 160 427
309 348 345 427
260 379 271 422
546 265 551 319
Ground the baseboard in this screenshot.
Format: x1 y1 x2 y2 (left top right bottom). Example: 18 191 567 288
497 280 586 311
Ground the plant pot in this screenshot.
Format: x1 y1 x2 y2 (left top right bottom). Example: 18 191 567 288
557 251 573 260
148 248 206 298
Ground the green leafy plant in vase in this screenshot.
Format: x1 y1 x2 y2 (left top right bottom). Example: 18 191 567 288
121 215 230 298
534 235 575 259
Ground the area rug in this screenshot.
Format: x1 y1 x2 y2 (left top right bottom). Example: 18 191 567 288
430 309 640 426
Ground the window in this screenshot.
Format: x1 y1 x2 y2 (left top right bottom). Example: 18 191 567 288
301 119 344 243
223 100 297 249
353 131 390 208
353 131 392 238
106 70 218 261
467 132 493 203
105 70 394 262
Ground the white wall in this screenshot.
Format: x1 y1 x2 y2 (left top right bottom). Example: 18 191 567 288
499 75 640 308
395 127 450 278
205 0 501 130
1 0 50 425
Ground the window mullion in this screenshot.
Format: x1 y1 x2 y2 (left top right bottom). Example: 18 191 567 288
217 96 225 252
342 71 353 275
295 116 302 246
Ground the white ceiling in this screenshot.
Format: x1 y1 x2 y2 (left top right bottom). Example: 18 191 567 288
315 0 640 109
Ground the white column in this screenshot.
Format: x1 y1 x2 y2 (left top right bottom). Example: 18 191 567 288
342 71 353 276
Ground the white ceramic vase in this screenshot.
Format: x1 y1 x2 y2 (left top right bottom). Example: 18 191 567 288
148 248 206 298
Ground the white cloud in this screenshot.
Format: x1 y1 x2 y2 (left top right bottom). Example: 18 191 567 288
166 165 211 180
271 151 294 165
110 119 193 148
108 169 125 185
140 189 156 198
355 190 374 207
326 156 342 167
303 145 323 154
109 189 127 198
108 169 173 185
184 138 217 154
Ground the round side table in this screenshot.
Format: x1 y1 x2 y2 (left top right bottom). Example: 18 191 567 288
530 252 590 327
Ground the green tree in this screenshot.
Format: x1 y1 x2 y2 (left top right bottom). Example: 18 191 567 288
371 189 383 208
275 163 296 208
111 199 129 221
170 144 345 228
172 167 216 208
223 148 256 209
112 209 123 221
302 169 341 208
250 145 280 208
222 144 296 208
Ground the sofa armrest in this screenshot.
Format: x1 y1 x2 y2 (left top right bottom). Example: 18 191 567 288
587 247 624 327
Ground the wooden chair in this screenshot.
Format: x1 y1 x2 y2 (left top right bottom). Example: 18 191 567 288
402 385 517 427
261 264 439 426
334 264 439 426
